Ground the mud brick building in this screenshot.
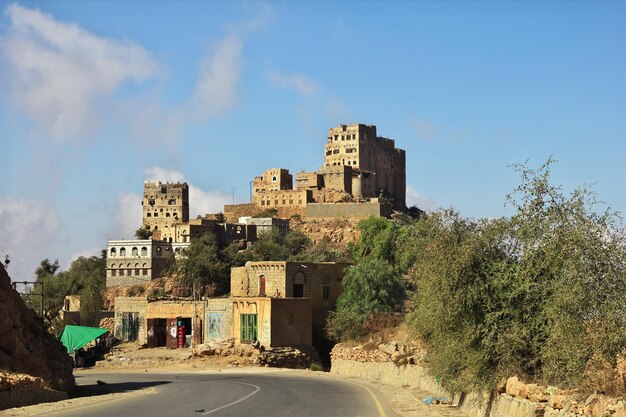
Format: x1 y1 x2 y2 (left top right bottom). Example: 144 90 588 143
246 123 406 217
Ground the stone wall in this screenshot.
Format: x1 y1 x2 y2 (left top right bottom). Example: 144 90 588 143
224 203 304 223
113 297 148 342
305 202 392 218
330 343 617 417
0 388 68 410
205 298 232 342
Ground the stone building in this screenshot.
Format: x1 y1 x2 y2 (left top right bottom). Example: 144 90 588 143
113 296 205 348
105 239 189 287
142 181 189 242
247 123 406 213
231 261 350 332
239 217 289 236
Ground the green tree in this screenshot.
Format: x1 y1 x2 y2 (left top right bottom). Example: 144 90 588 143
134 226 152 239
328 258 405 340
168 235 230 297
406 159 626 394
25 254 106 331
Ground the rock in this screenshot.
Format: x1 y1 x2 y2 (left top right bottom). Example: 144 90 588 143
506 376 524 398
378 342 399 355
192 343 215 357
549 394 568 409
526 384 549 403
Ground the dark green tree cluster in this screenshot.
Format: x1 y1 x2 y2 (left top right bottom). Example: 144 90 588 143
167 229 351 299
25 252 106 331
328 217 408 340
328 159 626 394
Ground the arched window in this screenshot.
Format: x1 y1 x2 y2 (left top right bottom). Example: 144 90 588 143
132 247 138 256
141 247 147 256
110 248 117 257
120 247 126 257
259 275 266 297
147 213 152 217
293 272 305 298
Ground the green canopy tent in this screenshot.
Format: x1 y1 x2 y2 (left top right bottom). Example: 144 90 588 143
58 325 108 353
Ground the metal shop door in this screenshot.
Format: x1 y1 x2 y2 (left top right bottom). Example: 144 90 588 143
146 319 156 348
240 314 258 343
166 317 178 349
193 318 203 346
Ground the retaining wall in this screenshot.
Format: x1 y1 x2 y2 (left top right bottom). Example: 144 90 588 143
331 359 573 417
0 388 68 410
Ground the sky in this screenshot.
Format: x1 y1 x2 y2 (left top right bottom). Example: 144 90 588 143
1 1 625 281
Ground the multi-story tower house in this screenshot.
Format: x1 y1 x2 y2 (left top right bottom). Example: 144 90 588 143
142 181 189 242
323 124 406 209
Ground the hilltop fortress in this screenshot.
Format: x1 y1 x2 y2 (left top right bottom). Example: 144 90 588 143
226 123 406 220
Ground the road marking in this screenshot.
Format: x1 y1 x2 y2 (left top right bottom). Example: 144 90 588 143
48 387 157 416
344 380 388 417
201 381 261 415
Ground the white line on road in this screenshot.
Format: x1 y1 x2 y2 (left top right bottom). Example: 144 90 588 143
201 381 261 415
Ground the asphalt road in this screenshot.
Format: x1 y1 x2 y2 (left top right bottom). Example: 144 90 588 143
31 370 398 417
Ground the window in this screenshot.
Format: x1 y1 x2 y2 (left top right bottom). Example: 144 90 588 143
111 269 117 277
120 248 126 257
272 176 277 182
168 199 176 205
293 272 305 298
148 199 155 206
240 314 258 343
142 269 148 276
135 268 140 275
132 247 138 256
141 247 147 256
259 275 266 297
323 285 330 300
161 186 167 193
110 248 116 257
261 200 265 206
156 247 162 255
154 213 158 217
166 213 170 217
147 213 152 217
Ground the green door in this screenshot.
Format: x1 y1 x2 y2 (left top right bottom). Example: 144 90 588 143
240 314 258 343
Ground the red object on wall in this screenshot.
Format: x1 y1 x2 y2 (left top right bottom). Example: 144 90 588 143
177 322 185 348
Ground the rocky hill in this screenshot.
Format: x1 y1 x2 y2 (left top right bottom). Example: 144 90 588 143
0 265 74 392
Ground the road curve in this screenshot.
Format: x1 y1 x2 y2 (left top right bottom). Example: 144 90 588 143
29 370 398 417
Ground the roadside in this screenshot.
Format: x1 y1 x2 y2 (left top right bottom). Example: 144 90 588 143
1 363 468 417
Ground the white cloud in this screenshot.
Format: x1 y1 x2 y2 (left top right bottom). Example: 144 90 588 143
115 192 142 239
0 198 61 281
192 34 243 122
267 70 318 96
406 185 437 211
0 3 160 141
0 198 59 247
144 167 231 217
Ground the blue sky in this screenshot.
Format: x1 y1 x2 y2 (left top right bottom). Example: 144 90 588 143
1 1 624 280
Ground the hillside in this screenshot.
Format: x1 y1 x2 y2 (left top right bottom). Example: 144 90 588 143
0 265 74 392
